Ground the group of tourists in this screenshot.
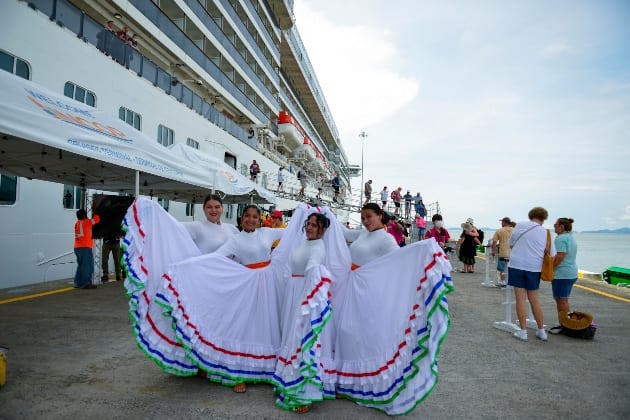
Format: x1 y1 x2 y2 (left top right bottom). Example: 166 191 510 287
489 207 580 341
121 196 453 415
366 183 426 220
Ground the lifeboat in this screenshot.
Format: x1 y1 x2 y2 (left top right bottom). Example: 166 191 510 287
277 111 304 150
293 138 316 161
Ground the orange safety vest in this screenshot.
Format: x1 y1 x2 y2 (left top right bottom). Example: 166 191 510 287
74 215 100 248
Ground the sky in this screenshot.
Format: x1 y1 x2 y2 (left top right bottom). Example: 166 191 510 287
293 0 630 230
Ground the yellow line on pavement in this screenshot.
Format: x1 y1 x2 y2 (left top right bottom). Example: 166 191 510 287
574 284 630 303
0 287 75 305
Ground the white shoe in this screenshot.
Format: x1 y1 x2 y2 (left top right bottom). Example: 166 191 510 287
513 329 528 341
536 329 548 342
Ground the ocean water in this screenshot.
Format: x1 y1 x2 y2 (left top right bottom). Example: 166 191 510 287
478 230 630 274
572 233 630 273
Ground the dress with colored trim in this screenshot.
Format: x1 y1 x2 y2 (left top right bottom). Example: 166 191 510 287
333 228 454 415
160 204 336 388
274 203 346 409
122 197 208 375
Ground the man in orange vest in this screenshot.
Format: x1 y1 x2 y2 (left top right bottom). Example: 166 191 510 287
74 209 100 289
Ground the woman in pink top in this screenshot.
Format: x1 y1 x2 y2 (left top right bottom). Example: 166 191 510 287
387 219 405 247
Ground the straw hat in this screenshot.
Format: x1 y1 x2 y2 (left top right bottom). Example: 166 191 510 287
461 222 473 232
559 311 593 330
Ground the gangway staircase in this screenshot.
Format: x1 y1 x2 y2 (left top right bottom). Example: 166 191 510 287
273 189 363 213
273 189 440 219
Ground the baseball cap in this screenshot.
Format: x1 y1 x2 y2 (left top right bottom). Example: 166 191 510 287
272 210 283 218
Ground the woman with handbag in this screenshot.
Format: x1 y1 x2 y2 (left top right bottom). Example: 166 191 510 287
549 218 579 334
507 207 556 342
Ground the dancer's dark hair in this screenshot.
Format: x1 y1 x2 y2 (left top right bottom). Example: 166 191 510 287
242 204 260 216
203 194 223 206
361 203 390 224
303 212 330 236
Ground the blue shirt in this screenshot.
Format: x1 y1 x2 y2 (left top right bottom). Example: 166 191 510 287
554 232 578 279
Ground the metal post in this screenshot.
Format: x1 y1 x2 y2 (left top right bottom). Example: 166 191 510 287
358 131 367 206
135 171 140 197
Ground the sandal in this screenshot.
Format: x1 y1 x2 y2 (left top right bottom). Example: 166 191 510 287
232 383 247 393
294 405 311 414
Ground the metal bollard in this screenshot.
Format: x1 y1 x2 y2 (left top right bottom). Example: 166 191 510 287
0 346 7 388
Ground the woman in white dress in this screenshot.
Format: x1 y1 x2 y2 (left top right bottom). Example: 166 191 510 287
332 203 454 415
122 195 237 377
183 195 239 254
174 204 285 393
274 211 333 413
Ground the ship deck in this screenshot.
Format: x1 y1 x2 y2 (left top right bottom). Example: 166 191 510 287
1 265 629 418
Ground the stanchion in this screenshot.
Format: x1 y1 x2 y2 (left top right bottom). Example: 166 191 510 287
493 285 519 332
494 285 545 332
481 244 496 288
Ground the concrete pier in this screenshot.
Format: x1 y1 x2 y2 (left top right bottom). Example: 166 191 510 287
1 270 628 418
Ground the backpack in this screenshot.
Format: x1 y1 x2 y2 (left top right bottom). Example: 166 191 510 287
477 229 484 244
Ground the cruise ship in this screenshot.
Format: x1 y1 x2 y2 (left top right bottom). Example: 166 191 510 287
0 0 354 288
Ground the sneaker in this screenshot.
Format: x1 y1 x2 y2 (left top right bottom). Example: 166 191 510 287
536 329 548 341
513 329 528 341
549 325 563 335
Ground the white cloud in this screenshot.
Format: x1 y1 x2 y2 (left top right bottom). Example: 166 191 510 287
622 205 630 220
542 40 573 56
294 2 419 134
570 185 607 192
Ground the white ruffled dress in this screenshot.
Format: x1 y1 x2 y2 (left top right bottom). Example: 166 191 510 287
122 197 206 376
330 224 454 415
273 204 347 410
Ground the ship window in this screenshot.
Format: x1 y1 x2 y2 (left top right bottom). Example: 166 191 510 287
224 153 236 169
224 204 233 219
64 82 97 107
185 202 195 217
157 124 174 147
62 185 82 210
157 198 170 212
119 107 142 131
0 174 18 206
186 138 199 149
0 50 31 80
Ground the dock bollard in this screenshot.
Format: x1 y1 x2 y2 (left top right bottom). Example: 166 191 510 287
0 346 7 388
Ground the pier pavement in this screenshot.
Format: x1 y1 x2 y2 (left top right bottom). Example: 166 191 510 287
1 269 628 419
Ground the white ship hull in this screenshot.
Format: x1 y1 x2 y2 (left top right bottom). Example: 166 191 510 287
0 0 351 288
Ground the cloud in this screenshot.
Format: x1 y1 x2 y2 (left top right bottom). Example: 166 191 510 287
622 205 630 220
541 40 573 56
293 2 419 134
569 185 607 192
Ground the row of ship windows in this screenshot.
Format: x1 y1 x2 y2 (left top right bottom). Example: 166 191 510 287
0 174 199 220
19 0 267 148
1 174 236 222
2 49 203 148
0 49 206 206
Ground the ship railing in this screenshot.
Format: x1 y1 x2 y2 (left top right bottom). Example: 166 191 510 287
213 0 280 77
183 0 279 105
36 251 76 283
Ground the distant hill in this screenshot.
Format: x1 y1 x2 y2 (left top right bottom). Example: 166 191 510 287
581 227 630 234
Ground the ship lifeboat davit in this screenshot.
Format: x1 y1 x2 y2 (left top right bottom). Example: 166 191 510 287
277 111 303 150
293 141 316 161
